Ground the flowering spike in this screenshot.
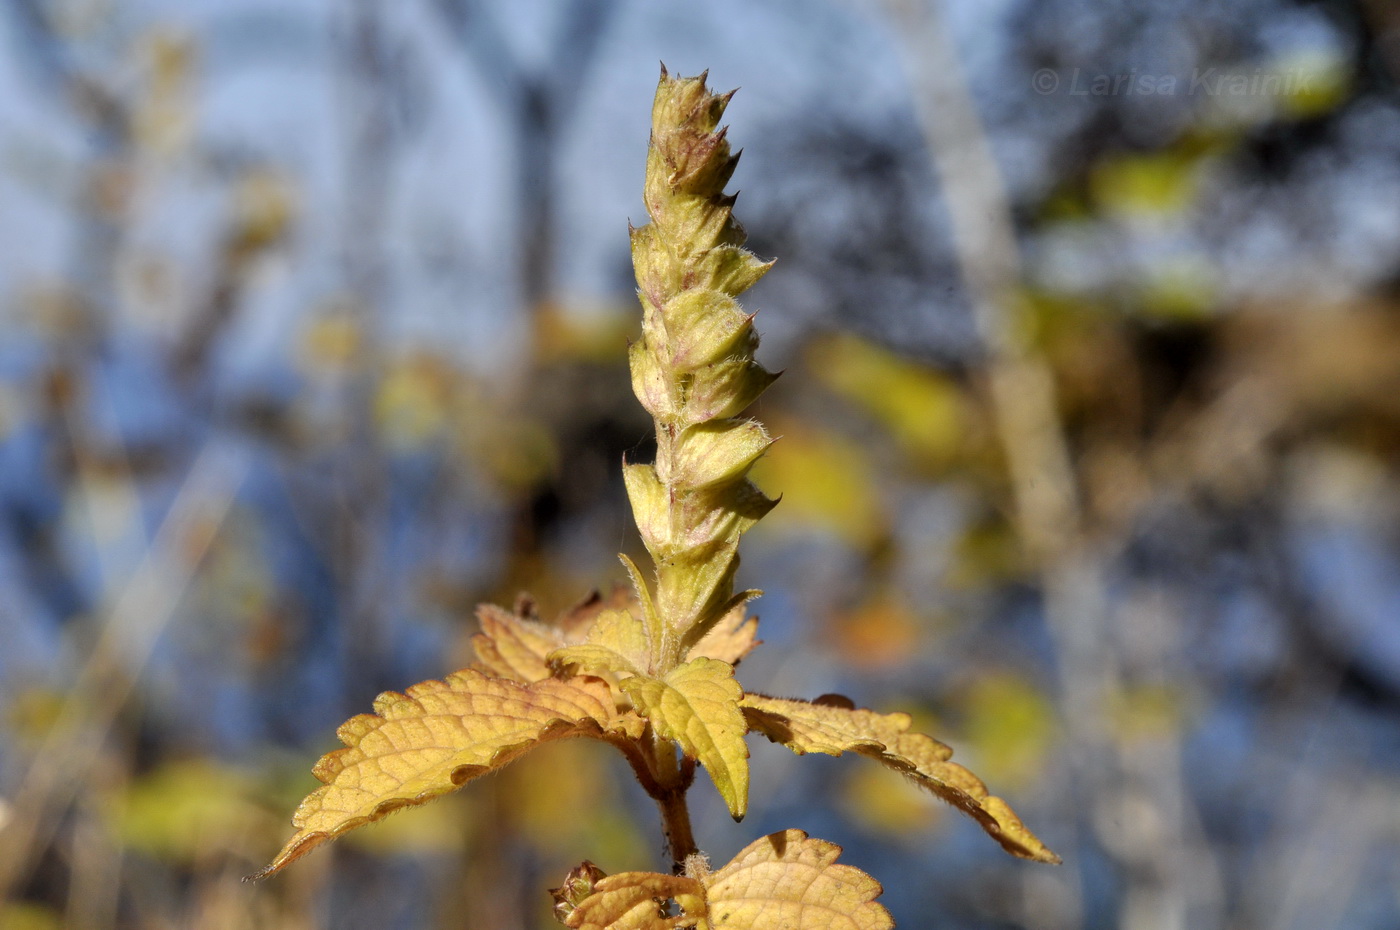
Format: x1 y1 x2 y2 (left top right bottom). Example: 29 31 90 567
627 71 777 663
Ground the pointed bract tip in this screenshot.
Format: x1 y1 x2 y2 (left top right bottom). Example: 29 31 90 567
659 61 669 78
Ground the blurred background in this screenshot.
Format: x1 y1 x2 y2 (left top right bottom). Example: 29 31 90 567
1 0 1399 927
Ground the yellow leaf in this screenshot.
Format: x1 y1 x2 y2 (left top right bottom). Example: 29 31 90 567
551 608 652 680
621 658 749 820
251 671 637 879
560 830 891 930
704 830 892 929
553 585 639 640
741 693 1059 864
472 603 565 683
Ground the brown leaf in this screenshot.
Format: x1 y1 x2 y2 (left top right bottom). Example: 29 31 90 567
473 586 642 684
564 871 705 930
552 860 608 926
741 693 1060 864
687 599 761 666
472 603 566 682
556 585 636 640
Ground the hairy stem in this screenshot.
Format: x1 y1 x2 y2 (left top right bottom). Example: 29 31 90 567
610 728 698 868
651 737 699 869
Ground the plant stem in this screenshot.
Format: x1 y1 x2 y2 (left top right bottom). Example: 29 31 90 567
656 786 698 870
611 728 698 869
650 735 698 869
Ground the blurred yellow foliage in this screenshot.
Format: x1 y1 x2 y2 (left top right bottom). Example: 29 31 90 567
960 674 1055 791
534 302 632 364
109 759 266 863
24 284 91 338
1139 256 1217 319
841 763 938 839
806 334 968 467
230 169 295 257
946 519 1028 589
457 405 558 491
1090 152 1200 219
510 741 645 866
1109 684 1189 742
1274 50 1351 118
376 353 456 449
0 903 63 930
134 30 196 156
5 687 71 744
749 421 884 548
299 311 364 377
343 794 469 858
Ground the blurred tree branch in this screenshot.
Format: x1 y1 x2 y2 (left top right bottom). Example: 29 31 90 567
887 1 1225 928
431 0 617 324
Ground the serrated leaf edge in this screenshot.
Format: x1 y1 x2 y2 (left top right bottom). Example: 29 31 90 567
741 692 1060 864
249 672 635 880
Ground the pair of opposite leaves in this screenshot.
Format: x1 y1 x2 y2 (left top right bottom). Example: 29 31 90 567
251 587 1056 888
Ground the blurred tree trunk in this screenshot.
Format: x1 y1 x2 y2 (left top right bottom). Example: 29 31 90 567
429 3 619 926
